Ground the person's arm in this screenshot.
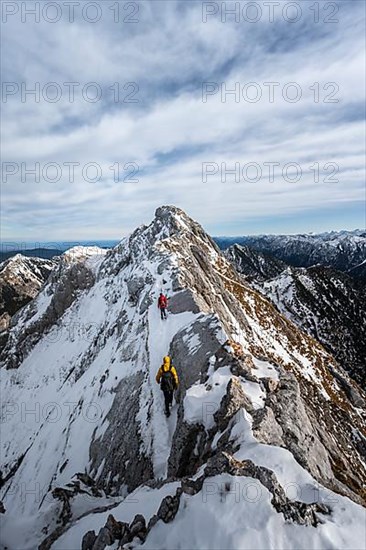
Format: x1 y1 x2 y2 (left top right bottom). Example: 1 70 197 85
156 367 162 383
171 366 179 388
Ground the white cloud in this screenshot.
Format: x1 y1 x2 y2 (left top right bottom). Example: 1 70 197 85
1 0 365 238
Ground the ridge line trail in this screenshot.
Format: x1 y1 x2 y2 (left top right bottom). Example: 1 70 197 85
147 276 177 480
147 272 196 480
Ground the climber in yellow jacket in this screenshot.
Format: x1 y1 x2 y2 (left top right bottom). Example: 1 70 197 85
156 356 179 417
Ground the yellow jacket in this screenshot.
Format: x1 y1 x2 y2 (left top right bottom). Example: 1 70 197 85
156 356 179 387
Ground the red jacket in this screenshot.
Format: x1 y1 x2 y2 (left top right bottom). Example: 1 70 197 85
158 295 168 309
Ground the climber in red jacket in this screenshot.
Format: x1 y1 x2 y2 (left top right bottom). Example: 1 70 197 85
158 292 168 320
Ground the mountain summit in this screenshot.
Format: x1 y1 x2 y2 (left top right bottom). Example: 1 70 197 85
0 206 365 549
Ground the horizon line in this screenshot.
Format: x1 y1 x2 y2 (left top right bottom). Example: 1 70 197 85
1 227 364 244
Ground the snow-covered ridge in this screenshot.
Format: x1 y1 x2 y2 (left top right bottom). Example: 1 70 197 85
0 246 109 333
0 253 55 279
0 254 57 332
62 245 108 263
0 206 365 549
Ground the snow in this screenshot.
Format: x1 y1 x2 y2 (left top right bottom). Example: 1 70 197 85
241 379 266 409
0 250 158 546
62 245 107 263
22 282 53 323
251 357 279 380
184 366 233 429
144 262 199 479
137 473 366 550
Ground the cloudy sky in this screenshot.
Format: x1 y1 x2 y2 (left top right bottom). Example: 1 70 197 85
1 0 365 239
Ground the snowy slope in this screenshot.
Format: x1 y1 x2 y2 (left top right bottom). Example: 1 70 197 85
0 207 365 550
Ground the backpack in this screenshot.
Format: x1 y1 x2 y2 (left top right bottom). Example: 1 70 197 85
160 367 174 392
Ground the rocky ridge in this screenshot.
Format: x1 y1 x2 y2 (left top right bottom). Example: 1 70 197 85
0 207 365 549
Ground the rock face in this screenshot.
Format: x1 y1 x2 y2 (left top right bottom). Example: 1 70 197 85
225 244 287 281
214 377 253 432
0 206 365 549
348 259 366 280
89 372 154 494
0 254 56 332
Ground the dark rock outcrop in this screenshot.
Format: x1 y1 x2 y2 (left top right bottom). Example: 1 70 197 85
225 244 287 281
129 513 147 541
81 530 97 550
157 492 181 523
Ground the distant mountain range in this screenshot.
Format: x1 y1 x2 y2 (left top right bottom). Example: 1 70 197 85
2 230 365 281
216 229 366 280
0 241 117 263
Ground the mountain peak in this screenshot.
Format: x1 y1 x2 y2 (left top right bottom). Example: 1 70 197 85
153 204 193 234
153 205 201 237
113 205 215 265
155 204 187 221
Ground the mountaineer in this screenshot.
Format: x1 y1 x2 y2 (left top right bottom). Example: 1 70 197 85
158 292 168 320
156 356 179 417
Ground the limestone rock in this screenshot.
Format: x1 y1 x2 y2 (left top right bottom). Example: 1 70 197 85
261 377 279 393
168 289 200 314
157 492 181 523
181 476 204 495
252 407 284 447
91 526 113 550
81 530 97 550
214 377 254 431
129 514 147 541
265 373 334 485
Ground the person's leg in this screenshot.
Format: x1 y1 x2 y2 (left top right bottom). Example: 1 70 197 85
168 390 173 407
164 391 170 415
163 308 167 319
160 308 164 320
